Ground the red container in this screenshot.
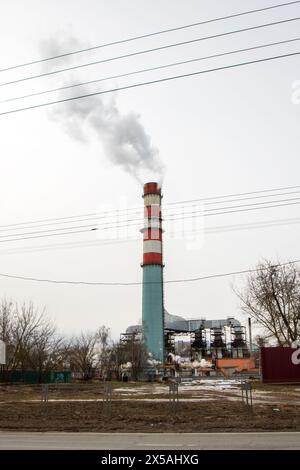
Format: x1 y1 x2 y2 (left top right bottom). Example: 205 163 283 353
261 346 300 383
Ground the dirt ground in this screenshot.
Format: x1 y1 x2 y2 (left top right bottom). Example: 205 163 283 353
0 401 300 432
0 380 299 432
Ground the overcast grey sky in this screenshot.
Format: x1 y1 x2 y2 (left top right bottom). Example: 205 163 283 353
0 0 299 339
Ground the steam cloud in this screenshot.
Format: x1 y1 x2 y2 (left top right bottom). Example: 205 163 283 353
50 91 165 184
44 35 165 184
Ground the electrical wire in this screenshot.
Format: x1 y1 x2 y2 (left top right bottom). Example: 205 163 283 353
163 188 300 214
164 184 300 206
2 16 300 88
168 216 300 238
0 259 298 286
0 222 100 238
1 216 299 257
165 200 300 222
0 227 98 243
1 50 300 117
1 184 299 231
0 197 299 243
200 217 300 234
1 187 300 234
0 195 299 238
0 236 140 256
2 1 299 73
165 196 300 218
3 36 300 104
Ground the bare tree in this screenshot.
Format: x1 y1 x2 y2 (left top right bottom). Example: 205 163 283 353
0 299 14 369
0 298 112 382
254 335 269 348
69 326 110 380
236 260 300 346
10 303 51 371
25 324 66 382
0 300 67 379
106 341 122 379
116 334 148 380
96 325 111 380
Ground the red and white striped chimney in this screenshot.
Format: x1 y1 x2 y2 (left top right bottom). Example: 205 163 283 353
142 182 164 363
142 182 163 266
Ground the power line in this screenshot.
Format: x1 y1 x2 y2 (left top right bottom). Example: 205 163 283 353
1 50 300 117
201 217 300 234
165 185 300 206
0 215 299 256
0 198 299 243
1 196 300 242
164 188 300 213
3 36 300 104
1 184 299 230
165 200 300 222
83 197 300 228
2 1 299 73
2 196 300 238
0 237 139 256
0 222 100 238
0 227 98 243
2 16 300 88
1 187 300 234
0 259 298 286
169 216 300 238
165 196 300 218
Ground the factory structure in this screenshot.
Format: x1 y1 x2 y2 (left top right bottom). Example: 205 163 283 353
122 182 255 375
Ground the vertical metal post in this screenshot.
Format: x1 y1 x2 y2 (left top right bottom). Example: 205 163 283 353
248 317 253 354
168 381 179 414
41 384 49 413
241 381 253 413
103 383 112 418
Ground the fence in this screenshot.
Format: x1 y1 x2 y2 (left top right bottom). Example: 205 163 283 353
0 370 72 384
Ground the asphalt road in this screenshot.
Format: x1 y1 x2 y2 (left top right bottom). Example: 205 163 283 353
0 432 299 449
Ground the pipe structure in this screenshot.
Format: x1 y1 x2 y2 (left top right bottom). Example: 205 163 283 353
141 182 164 363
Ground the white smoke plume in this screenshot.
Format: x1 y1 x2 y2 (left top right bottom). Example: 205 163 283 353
43 34 165 184
39 31 87 72
50 91 165 184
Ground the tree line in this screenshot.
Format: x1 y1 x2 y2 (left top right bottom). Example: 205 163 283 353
0 299 147 382
0 259 299 382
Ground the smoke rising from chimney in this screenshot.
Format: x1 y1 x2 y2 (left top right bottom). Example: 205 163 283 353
44 35 165 184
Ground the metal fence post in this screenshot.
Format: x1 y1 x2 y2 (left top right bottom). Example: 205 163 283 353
41 383 49 414
241 381 253 413
102 383 112 418
168 381 179 414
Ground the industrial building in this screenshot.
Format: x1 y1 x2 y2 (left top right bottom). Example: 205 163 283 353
122 182 254 373
126 310 251 363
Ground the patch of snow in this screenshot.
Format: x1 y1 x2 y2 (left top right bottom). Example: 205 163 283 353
147 358 161 366
192 359 212 368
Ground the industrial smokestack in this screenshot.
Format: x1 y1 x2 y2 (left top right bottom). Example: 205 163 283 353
141 182 164 363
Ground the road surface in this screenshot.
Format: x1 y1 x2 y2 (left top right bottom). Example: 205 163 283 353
0 432 299 449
